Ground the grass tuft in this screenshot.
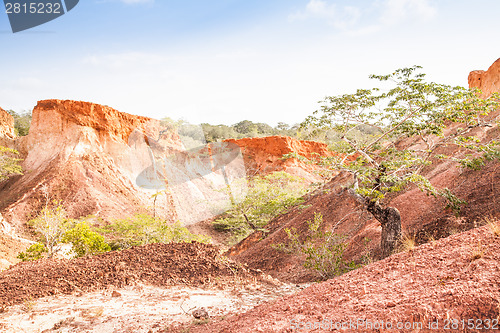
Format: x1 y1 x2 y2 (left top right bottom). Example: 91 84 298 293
469 242 485 261
400 234 416 253
485 217 500 237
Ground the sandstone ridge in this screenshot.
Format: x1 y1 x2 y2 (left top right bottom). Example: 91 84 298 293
31 99 156 144
0 100 180 244
468 58 500 97
226 136 334 182
0 107 15 139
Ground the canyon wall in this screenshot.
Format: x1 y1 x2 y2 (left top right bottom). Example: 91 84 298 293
226 136 334 183
0 107 14 139
0 100 180 234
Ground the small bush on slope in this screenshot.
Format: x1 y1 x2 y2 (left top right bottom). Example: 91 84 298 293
62 221 111 257
18 210 209 260
273 212 369 280
0 146 22 181
18 210 111 261
212 171 310 245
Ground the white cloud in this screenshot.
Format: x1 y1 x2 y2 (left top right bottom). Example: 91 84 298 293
289 0 361 30
379 0 437 25
290 0 437 34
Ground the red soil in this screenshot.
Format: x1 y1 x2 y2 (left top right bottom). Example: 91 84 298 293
175 223 500 332
0 242 260 308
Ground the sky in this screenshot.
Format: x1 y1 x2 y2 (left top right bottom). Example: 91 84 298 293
1 0 500 126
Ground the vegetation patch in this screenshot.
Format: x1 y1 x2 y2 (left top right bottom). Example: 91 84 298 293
273 212 369 280
212 171 311 244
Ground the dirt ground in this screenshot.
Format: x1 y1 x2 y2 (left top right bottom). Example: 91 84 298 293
0 282 306 333
187 218 232 251
0 242 266 309
228 158 500 283
0 241 309 333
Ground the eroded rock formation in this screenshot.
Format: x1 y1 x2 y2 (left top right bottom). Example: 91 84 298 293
0 100 182 236
226 136 335 182
0 100 333 240
0 107 15 139
468 58 500 97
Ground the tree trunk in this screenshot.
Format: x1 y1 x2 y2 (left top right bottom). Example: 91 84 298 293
367 201 402 259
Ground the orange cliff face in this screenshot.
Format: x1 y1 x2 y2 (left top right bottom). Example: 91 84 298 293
30 100 159 144
0 107 15 140
468 58 500 97
225 136 336 182
25 100 183 169
0 100 184 231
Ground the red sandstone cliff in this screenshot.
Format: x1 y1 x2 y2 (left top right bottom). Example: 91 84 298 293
468 58 500 97
226 136 334 182
0 107 15 140
0 100 182 239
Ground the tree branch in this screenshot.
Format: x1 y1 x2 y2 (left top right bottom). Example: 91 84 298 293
341 136 379 167
365 105 421 151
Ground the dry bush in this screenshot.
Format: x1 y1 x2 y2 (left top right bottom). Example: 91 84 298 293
399 234 416 253
484 217 500 237
469 242 485 261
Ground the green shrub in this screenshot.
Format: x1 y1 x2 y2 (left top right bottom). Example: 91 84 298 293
62 221 111 257
21 199 111 259
273 212 364 280
212 171 310 244
99 214 211 250
0 146 23 181
17 243 47 262
19 210 208 260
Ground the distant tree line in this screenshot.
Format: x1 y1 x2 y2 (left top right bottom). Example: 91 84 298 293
160 117 302 144
6 109 32 137
4 108 380 146
160 118 382 145
201 120 302 142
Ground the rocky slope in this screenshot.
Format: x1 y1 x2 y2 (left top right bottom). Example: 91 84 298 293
183 221 500 333
0 242 261 308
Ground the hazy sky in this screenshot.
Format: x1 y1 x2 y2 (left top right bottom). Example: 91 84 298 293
1 0 499 126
